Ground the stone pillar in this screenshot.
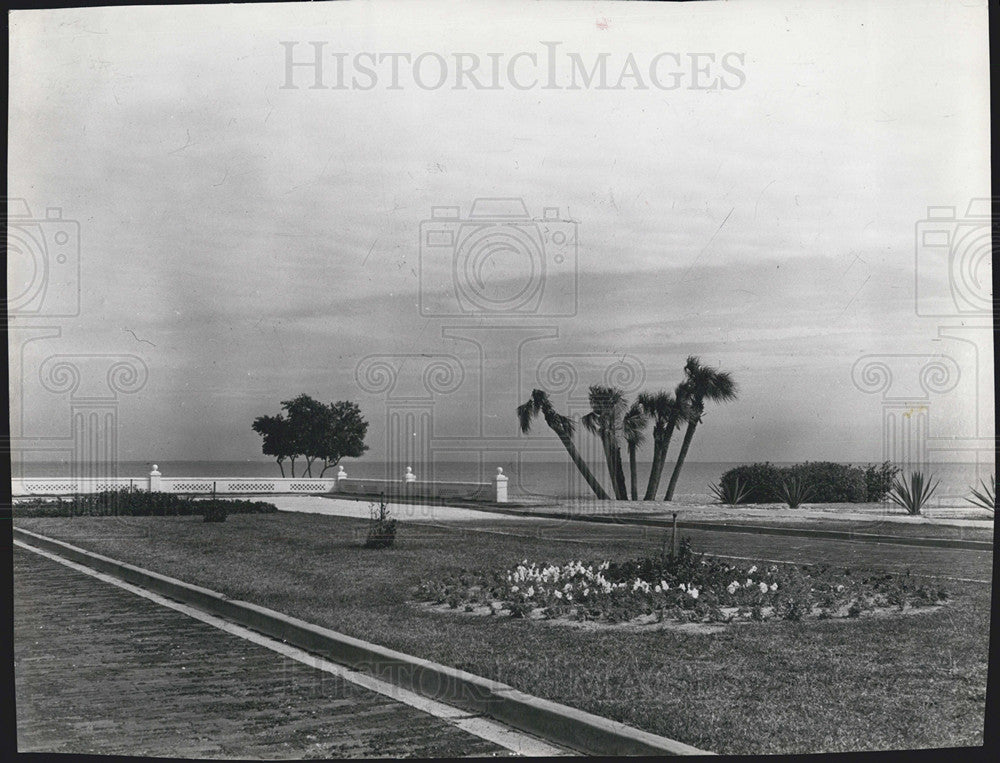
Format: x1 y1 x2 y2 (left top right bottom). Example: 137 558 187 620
336 465 347 487
149 464 161 492
494 467 509 503
404 466 417 483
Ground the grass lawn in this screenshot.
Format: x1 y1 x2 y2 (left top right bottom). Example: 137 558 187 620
14 514 992 755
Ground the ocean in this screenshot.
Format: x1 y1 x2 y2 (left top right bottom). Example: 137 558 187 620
11 458 994 503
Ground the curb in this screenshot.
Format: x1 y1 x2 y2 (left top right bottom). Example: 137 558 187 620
13 526 712 757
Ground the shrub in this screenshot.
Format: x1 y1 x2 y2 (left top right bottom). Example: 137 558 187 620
777 476 813 508
13 490 278 518
888 472 940 516
364 495 397 549
863 461 901 502
966 475 995 513
200 501 228 523
788 462 866 503
718 463 785 503
709 477 751 505
718 462 867 504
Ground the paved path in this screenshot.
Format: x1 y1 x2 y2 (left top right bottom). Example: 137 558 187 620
13 547 516 758
264 495 993 530
268 495 547 523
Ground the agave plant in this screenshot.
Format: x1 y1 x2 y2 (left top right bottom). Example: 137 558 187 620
966 475 995 513
887 471 940 516
778 477 813 509
709 477 750 506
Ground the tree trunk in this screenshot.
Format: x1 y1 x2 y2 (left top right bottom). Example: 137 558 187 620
318 459 339 477
598 433 625 499
289 457 297 478
628 443 638 500
644 427 677 500
276 458 285 478
555 429 612 500
664 420 699 501
303 457 314 477
612 445 628 499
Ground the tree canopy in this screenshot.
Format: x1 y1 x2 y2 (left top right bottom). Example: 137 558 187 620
252 394 369 477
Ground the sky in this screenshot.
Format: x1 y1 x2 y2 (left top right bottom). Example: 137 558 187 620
7 0 993 472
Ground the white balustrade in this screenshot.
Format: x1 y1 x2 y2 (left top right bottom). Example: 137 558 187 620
11 463 513 503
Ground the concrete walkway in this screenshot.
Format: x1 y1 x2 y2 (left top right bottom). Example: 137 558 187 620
13 547 523 758
263 494 993 532
267 495 548 523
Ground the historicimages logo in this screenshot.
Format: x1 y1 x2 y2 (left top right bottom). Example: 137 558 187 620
279 41 746 91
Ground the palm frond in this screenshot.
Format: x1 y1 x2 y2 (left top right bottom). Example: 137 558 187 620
966 475 996 512
778 477 813 509
709 477 750 505
887 471 940 515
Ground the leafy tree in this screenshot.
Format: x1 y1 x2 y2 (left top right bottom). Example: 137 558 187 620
623 401 649 501
251 414 296 476
253 394 369 477
582 385 629 500
637 388 690 500
517 389 611 500
663 357 738 501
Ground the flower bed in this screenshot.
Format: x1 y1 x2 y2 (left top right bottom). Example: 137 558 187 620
412 539 947 625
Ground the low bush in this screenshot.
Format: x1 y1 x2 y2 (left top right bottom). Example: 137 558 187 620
14 490 278 518
364 496 397 549
719 461 884 504
863 461 901 502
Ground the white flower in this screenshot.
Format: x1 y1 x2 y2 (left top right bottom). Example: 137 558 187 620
746 578 753 586
748 565 758 574
689 588 699 599
526 586 534 598
654 585 662 593
769 583 778 592
836 584 844 592
511 585 519 593
727 583 739 595
566 593 573 601
759 582 768 594
554 590 562 599
563 583 573 592
661 580 669 590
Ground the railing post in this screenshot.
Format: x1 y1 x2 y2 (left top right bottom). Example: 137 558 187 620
335 465 347 491
494 467 509 504
404 466 417 483
149 464 161 493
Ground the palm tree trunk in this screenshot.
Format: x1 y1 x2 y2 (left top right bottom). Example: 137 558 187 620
628 443 638 500
601 435 623 500
599 434 626 499
644 428 677 500
612 446 628 499
664 421 699 501
556 429 612 500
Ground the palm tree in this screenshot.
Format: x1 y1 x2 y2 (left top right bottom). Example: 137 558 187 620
582 385 629 500
663 357 738 501
637 388 690 500
623 401 649 500
517 389 612 500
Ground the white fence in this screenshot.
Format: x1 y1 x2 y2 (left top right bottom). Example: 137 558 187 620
11 464 510 503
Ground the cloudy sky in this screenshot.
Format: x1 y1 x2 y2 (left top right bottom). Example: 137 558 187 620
8 0 992 470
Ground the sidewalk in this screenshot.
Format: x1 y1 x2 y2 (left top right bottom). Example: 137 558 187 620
13 547 512 758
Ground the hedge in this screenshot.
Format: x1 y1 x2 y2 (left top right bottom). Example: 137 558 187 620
718 461 899 504
13 489 279 518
